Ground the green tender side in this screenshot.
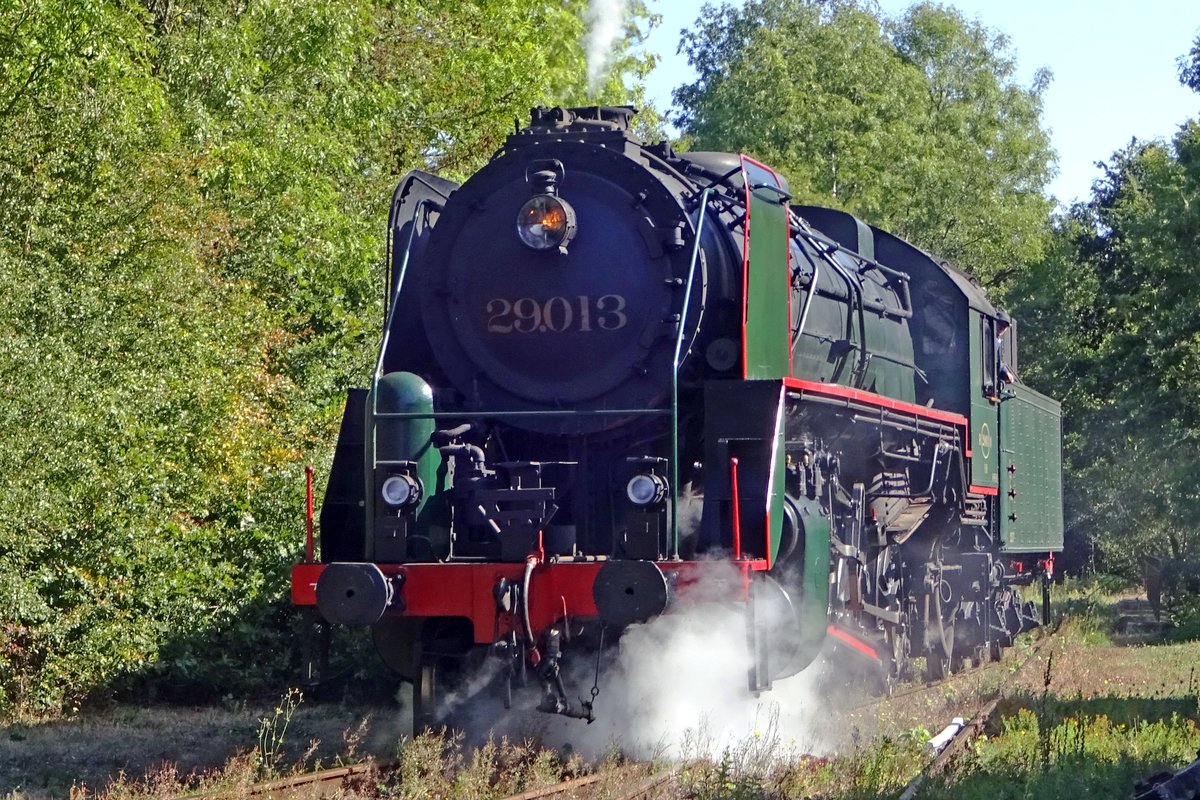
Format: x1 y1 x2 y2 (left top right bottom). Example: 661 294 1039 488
999 383 1064 552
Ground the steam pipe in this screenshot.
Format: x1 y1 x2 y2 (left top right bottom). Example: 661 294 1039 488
671 187 714 559
820 247 870 387
522 556 537 646
304 465 315 563
793 254 821 346
923 443 948 496
730 457 743 560
790 212 911 282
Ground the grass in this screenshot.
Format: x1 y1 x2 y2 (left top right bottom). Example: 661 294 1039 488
676 732 928 800
1 720 595 800
922 701 1200 800
381 731 590 799
920 585 1200 800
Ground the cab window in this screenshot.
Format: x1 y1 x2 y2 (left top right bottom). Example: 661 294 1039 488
981 316 998 396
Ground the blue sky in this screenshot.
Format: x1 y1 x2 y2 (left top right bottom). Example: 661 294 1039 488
638 0 1200 206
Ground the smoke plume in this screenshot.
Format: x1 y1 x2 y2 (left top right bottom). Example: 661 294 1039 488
584 0 629 97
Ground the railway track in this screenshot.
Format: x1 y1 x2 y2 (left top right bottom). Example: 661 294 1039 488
892 628 1058 799
173 760 676 800
852 615 1065 713
498 764 682 800
174 760 393 799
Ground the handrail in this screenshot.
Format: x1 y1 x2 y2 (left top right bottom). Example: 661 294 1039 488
730 457 743 560
369 194 436 474
793 253 821 347
372 199 434 411
749 182 793 203
670 187 713 558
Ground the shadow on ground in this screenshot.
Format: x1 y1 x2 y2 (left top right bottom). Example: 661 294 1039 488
0 591 413 798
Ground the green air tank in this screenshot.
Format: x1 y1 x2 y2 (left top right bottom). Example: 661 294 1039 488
365 371 448 561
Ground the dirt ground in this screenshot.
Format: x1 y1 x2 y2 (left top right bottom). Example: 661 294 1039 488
0 701 403 798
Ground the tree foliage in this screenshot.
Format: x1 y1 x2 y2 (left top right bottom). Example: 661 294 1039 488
673 0 1055 284
0 0 654 713
1004 66 1200 577
1178 30 1200 94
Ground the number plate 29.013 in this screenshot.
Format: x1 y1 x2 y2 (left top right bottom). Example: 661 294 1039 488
485 294 628 334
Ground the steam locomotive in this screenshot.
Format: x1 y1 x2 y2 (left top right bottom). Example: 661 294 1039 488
291 106 1063 730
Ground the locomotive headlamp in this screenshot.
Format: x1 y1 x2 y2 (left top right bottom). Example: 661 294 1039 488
517 194 577 252
626 473 668 507
381 474 422 507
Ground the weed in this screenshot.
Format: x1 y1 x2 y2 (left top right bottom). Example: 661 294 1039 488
677 710 787 800
337 712 371 765
927 706 1200 800
374 729 584 799
254 687 302 779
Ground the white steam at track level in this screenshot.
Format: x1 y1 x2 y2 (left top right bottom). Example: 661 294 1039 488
584 0 629 97
444 562 863 761
545 562 841 759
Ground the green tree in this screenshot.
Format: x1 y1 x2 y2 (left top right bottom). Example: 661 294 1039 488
1178 30 1200 93
673 0 1055 284
0 0 657 713
1003 36 1200 575
1060 126 1200 574
0 0 285 710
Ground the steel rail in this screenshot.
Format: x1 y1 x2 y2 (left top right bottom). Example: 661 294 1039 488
497 763 683 800
896 695 1002 800
613 764 683 800
173 760 394 800
853 614 1062 712
891 623 1060 800
177 758 672 800
498 772 606 800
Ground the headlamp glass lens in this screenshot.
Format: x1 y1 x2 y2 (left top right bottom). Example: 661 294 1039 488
517 195 575 250
381 475 418 507
626 474 666 506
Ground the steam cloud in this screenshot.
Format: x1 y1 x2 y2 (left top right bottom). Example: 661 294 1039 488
584 0 630 97
441 562 861 762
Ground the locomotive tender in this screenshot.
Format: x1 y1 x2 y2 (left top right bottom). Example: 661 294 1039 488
291 106 1063 728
